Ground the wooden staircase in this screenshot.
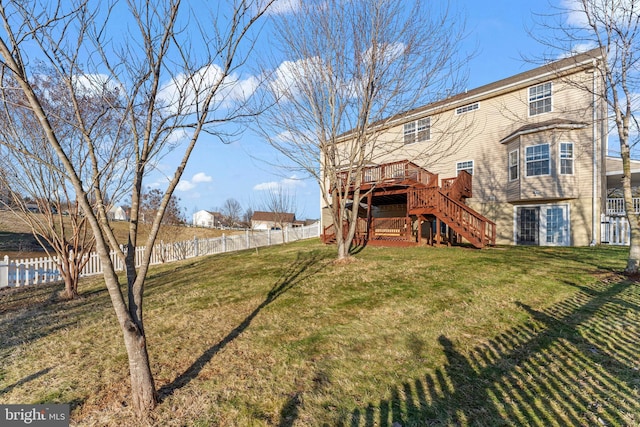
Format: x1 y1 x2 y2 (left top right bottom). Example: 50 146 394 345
408 186 495 248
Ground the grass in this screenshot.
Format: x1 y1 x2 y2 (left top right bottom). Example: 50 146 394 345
0 240 639 426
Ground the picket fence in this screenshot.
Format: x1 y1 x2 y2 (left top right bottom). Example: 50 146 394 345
0 223 320 288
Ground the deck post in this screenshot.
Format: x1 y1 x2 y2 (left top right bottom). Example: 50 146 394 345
435 217 441 246
367 192 373 241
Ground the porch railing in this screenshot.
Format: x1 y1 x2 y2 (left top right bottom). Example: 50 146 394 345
606 198 640 215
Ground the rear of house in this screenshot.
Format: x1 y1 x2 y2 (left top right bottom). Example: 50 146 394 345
321 49 609 247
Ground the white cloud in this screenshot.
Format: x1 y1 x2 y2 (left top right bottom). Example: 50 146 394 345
562 0 638 28
176 180 195 191
253 175 305 191
266 0 301 15
192 172 212 183
158 65 260 114
175 172 213 192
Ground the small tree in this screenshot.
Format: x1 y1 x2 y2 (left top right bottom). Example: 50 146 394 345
258 0 468 260
535 0 640 272
0 0 273 414
260 184 297 231
141 188 185 225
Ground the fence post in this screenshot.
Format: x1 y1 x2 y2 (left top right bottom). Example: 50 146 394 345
194 236 199 257
246 229 250 249
285 227 289 243
268 228 271 246
0 255 8 288
222 233 227 253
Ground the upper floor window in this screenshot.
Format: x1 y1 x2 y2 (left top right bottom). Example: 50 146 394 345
403 117 431 144
529 82 552 116
525 143 550 176
560 142 574 175
456 103 479 115
456 160 474 175
509 150 519 181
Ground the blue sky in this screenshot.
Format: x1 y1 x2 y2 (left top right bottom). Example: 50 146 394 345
159 1 566 221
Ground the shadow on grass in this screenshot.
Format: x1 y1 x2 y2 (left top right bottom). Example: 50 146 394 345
158 250 330 400
331 276 640 426
0 367 52 396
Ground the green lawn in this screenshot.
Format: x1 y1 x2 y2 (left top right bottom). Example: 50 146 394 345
1 240 639 426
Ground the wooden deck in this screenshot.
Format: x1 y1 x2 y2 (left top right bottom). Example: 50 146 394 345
324 160 496 249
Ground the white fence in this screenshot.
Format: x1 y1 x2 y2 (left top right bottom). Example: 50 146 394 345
0 223 320 288
601 214 630 245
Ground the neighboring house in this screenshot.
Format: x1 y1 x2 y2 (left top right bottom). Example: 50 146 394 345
193 210 221 228
322 48 618 247
251 211 297 230
107 205 128 221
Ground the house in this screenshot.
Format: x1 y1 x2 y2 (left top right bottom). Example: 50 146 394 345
251 211 297 230
107 205 128 221
322 49 614 247
193 210 221 228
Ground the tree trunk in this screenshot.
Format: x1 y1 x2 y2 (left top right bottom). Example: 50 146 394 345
621 146 640 274
121 322 158 413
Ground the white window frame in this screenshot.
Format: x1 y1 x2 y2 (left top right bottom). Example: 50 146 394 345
456 160 474 175
513 203 570 247
403 121 416 144
509 149 519 181
525 143 550 177
528 82 552 116
403 118 431 144
456 103 479 115
559 142 574 175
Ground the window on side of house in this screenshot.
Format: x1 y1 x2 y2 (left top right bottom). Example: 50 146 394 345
509 149 519 181
560 142 574 175
456 103 479 115
525 143 550 177
417 117 431 142
456 160 474 175
403 121 416 144
529 82 552 116
403 118 431 144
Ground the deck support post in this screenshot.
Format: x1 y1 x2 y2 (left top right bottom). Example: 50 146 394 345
435 217 441 246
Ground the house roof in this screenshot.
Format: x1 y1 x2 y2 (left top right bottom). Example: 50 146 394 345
499 119 589 144
251 211 296 223
337 48 603 140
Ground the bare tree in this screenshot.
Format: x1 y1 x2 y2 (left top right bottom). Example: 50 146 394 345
221 197 243 227
0 0 273 414
257 0 468 260
534 0 640 272
260 184 297 230
0 69 129 299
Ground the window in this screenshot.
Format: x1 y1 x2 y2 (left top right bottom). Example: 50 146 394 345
509 150 519 181
403 118 430 144
456 103 479 115
403 121 416 144
456 160 474 175
529 82 552 116
525 144 550 176
560 142 574 175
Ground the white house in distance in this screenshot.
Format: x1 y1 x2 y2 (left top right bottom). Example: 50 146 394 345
193 210 221 228
107 205 128 221
251 211 301 230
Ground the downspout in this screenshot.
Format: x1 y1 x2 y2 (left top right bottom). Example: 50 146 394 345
590 59 598 246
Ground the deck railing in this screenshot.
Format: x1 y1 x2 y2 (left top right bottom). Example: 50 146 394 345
370 217 412 239
338 160 439 189
408 187 496 247
606 198 640 215
441 170 472 200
